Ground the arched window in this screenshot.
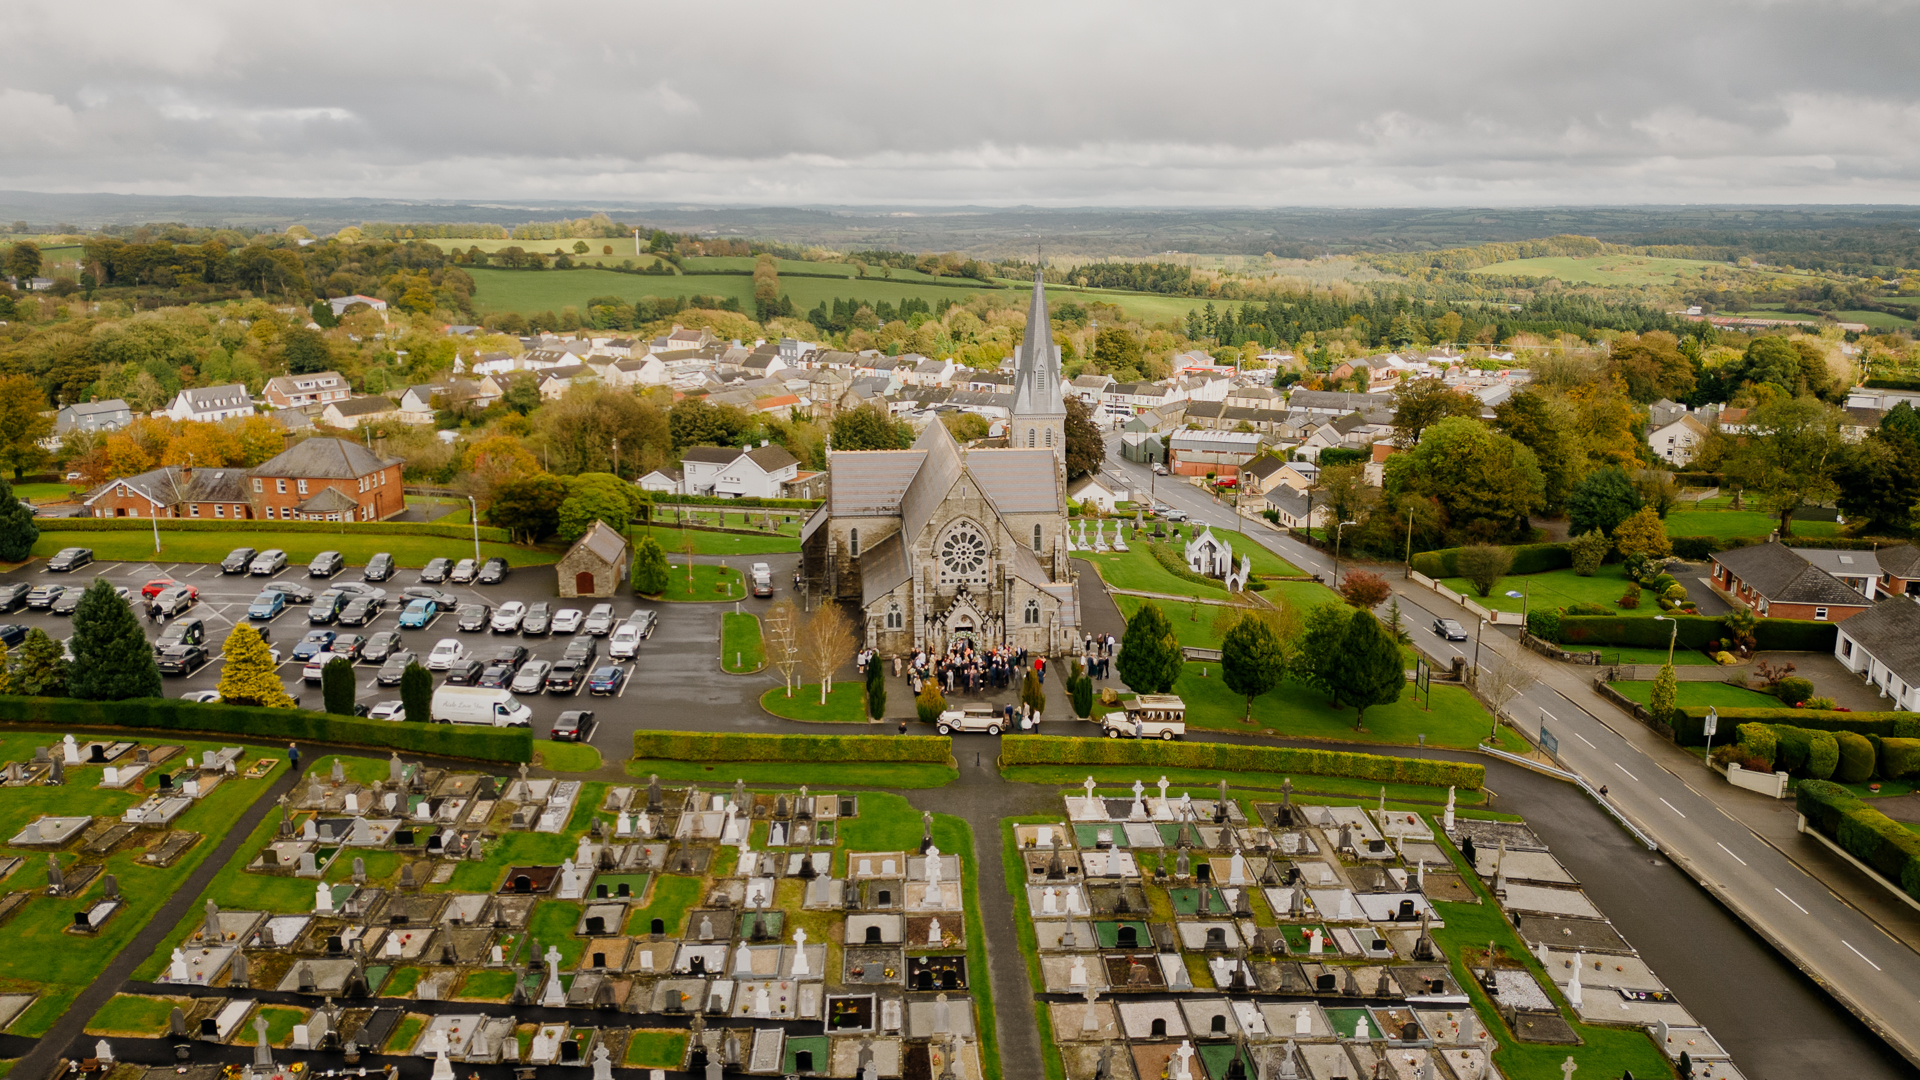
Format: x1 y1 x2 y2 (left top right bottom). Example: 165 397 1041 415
886 603 903 630
1027 428 1036 448
1032 524 1043 552
1044 428 1054 448
849 528 859 557
1025 599 1040 625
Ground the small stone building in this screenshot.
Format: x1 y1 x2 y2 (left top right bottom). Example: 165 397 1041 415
557 520 629 598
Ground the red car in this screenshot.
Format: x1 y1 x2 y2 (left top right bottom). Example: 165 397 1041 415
143 580 198 602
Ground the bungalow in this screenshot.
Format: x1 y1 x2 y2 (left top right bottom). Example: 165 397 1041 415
1834 598 1920 710
165 384 253 423
328 294 387 317
1264 484 1326 530
1710 542 1873 622
1067 473 1126 514
538 364 596 400
635 468 685 496
263 372 351 410
1878 544 1920 599
607 355 668 388
1238 455 1290 498
321 396 400 428
84 465 253 520
1792 547 1883 599
680 442 801 499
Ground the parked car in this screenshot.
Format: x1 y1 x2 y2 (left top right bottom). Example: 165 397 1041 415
220 547 258 574
368 700 406 721
180 690 223 703
157 644 210 676
490 602 528 633
290 630 337 663
338 595 385 626
935 705 1008 736
47 547 93 572
307 591 347 624
361 631 402 662
583 603 617 636
152 584 198 618
0 625 25 649
486 644 530 670
521 602 552 636
551 608 583 634
1162 508 1188 523
449 558 479 584
628 609 659 639
444 659 486 686
426 638 466 670
1152 462 1169 475
477 557 510 584
0 582 33 613
154 617 208 655
419 558 453 583
586 665 627 696
563 638 599 665
750 563 773 598
247 591 288 620
511 660 553 694
455 603 492 632
398 598 439 628
50 586 89 615
550 710 596 742
402 586 458 607
376 651 417 686
249 549 289 576
261 580 314 603
26 584 63 610
308 551 346 578
608 622 644 660
545 659 587 694
333 582 387 601
1432 618 1469 642
141 578 180 600
303 652 357 684
476 662 516 689
363 552 395 582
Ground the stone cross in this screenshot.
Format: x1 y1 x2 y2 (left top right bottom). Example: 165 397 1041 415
1444 786 1457 830
203 899 221 941
1083 776 1098 804
933 992 950 1034
1172 1041 1195 1080
1158 776 1170 806
591 1045 614 1080
1082 987 1100 1032
924 845 942 887
253 1015 272 1068
1561 1057 1577 1080
792 928 810 975
1568 950 1584 1008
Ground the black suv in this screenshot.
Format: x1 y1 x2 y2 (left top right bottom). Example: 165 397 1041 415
420 558 453 584
445 659 486 686
0 582 35 612
220 547 257 574
477 557 510 585
337 595 385 626
157 644 209 676
545 659 588 695
308 591 347 625
455 603 492 632
364 552 395 582
563 638 598 664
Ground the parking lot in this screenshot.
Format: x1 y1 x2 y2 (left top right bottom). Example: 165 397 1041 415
0 548 801 758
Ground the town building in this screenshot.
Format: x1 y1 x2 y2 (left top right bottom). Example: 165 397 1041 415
83 465 253 520
248 437 405 522
263 372 351 410
1167 430 1264 478
1709 542 1874 622
679 443 801 499
165 384 254 423
54 399 132 437
1834 598 1920 709
557 520 630 598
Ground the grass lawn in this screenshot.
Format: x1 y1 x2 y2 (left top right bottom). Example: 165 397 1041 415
1171 663 1527 752
625 1030 691 1069
637 525 799 556
626 758 959 788
624 875 702 937
534 741 602 773
1442 563 1678 617
12 482 79 504
1607 680 1780 708
760 682 867 723
454 969 518 1000
384 1014 424 1054
1083 531 1301 599
1664 508 1838 540
527 900 586 969
467 267 1004 320
647 509 807 536
30 531 554 568
1586 646 1717 667
656 562 745 602
85 994 181 1035
999 765 1486 806
1466 254 1727 287
723 612 765 673
257 1005 307 1046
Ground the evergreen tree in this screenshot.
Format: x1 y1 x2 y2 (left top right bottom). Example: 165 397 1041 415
916 680 947 725
1650 664 1678 729
1070 661 1094 718
0 476 37 562
10 628 66 696
632 535 669 596
1295 602 1353 695
1329 612 1404 730
865 658 887 720
1021 667 1047 716
69 578 160 701
216 624 294 707
322 656 357 715
1221 614 1284 721
0 643 11 694
1117 601 1183 694
401 661 434 723
1566 466 1642 537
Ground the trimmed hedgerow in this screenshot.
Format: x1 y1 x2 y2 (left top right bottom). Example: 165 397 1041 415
1672 707 1920 747
1559 615 1835 654
39 517 512 543
1879 738 1920 780
1796 779 1920 901
631 731 951 764
1733 723 1777 769
1835 731 1876 784
1410 542 1569 580
998 736 1484 790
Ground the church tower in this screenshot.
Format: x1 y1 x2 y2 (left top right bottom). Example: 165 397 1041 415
1010 265 1066 464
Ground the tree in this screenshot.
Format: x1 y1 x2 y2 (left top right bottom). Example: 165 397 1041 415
632 535 669 596
667 397 749 451
1455 544 1513 597
1069 661 1094 718
68 578 160 701
1566 466 1642 537
1607 332 1695 403
1221 613 1284 721
462 435 541 503
799 604 856 704
1295 602 1352 694
9 628 66 696
1338 570 1392 609
1390 417 1543 542
282 326 333 375
916 679 947 725
1390 378 1482 446
940 412 990 442
831 403 911 451
0 476 37 561
322 656 357 715
1329 612 1403 730
1316 464 1377 533
1650 663 1678 728
216 624 294 707
865 658 887 720
764 598 801 695
1021 666 1047 716
1726 396 1847 537
1611 506 1673 558
5 241 41 286
1117 602 1182 694
1092 327 1144 380
401 660 433 723
1063 398 1103 481
0 374 52 478
486 473 570 544
1492 388 1579 515
1568 529 1609 576
557 472 644 542
501 374 543 415
1478 652 1538 731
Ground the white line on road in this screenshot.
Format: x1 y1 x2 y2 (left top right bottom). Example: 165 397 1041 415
1659 798 1686 818
1572 731 1595 748
1716 842 1746 865
1843 940 1883 971
1775 888 1808 914
1614 763 1639 782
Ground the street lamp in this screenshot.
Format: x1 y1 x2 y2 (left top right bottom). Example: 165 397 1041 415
1333 520 1359 582
1505 587 1530 629
1703 706 1719 768
467 496 481 564
1472 617 1488 678
1653 615 1679 666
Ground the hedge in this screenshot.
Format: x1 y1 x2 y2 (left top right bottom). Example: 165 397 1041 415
998 736 1484 790
1670 536 1721 560
630 731 952 765
1674 472 1724 487
1733 722 1776 768
1795 779 1920 901
1410 542 1570 580
654 495 823 511
39 517 513 543
0 695 533 762
1673 706 1920 747
1835 731 1875 784
1557 614 1835 653
1865 376 1920 392
1881 738 1920 780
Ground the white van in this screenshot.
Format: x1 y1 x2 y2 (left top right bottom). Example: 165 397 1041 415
1098 694 1186 740
431 686 534 727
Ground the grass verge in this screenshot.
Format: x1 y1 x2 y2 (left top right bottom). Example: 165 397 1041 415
535 741 603 773
722 612 765 673
760 682 867 723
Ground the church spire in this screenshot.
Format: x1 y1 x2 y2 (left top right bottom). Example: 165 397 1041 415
1012 259 1064 425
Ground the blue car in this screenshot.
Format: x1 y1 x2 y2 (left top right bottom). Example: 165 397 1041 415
586 664 627 696
247 590 287 620
397 598 438 628
290 630 337 662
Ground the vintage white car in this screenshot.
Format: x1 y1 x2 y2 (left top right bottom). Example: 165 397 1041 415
1098 694 1186 740
935 705 1009 736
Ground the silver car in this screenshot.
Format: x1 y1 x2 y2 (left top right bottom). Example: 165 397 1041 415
249 549 289 576
582 603 616 636
511 660 553 694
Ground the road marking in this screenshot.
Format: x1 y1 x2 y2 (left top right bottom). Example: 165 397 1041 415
1775 888 1808 914
1842 940 1882 971
1614 763 1639 782
1715 842 1746 865
1659 798 1686 818
1572 732 1595 748
1682 782 1702 797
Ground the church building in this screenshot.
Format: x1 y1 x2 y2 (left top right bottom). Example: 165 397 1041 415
801 269 1079 655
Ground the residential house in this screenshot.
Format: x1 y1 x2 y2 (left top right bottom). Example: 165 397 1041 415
635 468 685 496
680 443 802 499
83 465 253 520
557 520 629 598
1067 473 1126 514
328 294 387 317
263 372 351 410
537 365 596 400
1069 373 1115 407
649 326 715 354
1167 430 1265 478
1264 484 1326 530
1237 455 1290 498
248 437 405 522
1178 373 1232 402
740 349 788 379
1224 385 1281 410
777 338 817 365
1650 413 1713 466
165 384 253 423
1709 542 1873 621
1878 544 1920 599
397 384 444 423
321 396 400 428
1363 441 1400 487
607 355 668 388
1792 547 1883 599
1277 460 1320 491
54 399 132 437
1286 389 1391 418
1834 598 1920 710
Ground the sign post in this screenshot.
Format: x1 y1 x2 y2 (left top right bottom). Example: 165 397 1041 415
1703 707 1718 770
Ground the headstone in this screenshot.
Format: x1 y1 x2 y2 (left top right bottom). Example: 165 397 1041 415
253 1015 272 1068
315 881 333 913
46 854 63 894
102 874 118 900
229 948 249 987
62 735 78 765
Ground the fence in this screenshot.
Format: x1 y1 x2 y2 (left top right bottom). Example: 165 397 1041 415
1407 570 1525 626
1518 631 1602 665
1590 678 1677 741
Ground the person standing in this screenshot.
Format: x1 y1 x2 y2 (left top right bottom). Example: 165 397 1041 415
287 742 301 772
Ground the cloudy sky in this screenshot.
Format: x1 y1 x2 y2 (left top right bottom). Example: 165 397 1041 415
5 0 1919 207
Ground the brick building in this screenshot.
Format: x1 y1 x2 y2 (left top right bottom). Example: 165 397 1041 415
1709 542 1872 622
83 466 253 520
248 438 405 522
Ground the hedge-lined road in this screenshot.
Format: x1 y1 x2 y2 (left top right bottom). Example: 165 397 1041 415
1100 434 1920 1072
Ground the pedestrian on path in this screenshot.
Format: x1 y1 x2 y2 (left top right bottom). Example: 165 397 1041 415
287 743 301 771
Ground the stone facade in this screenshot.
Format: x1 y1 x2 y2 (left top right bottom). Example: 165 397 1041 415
557 520 629 598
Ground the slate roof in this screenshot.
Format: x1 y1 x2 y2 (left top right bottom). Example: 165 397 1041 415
1790 547 1881 582
85 466 250 507
968 450 1059 515
175 383 252 413
1714 542 1869 607
899 421 964 546
253 437 400 479
1837 597 1920 683
295 487 359 514
860 529 912 608
327 396 395 417
1877 544 1920 581
569 519 629 565
828 451 926 516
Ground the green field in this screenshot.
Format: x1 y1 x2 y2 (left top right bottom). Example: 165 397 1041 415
1168 662 1527 751
656 561 745 601
760 682 867 723
1833 309 1917 330
1663 509 1837 540
638 525 799 556
723 612 765 673
1442 563 1693 618
30 530 553 568
1607 680 1780 708
1468 255 1728 287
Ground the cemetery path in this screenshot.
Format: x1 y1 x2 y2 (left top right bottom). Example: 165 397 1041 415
16 758 303 1080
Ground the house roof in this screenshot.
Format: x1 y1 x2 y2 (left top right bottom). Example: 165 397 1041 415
827 451 926 516
253 437 400 479
84 466 249 507
968 449 1059 515
746 445 799 471
1243 455 1288 480
175 384 252 412
1838 597 1920 683
326 396 395 417
1265 484 1314 518
1714 542 1869 607
267 372 347 393
1790 546 1881 580
681 446 744 465
62 399 129 417
1877 543 1920 580
296 487 359 513
570 519 629 565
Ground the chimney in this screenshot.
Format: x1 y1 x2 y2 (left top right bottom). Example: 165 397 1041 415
760 440 769 448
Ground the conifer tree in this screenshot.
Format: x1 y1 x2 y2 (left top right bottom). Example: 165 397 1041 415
10 629 67 696
401 661 434 723
216 625 294 708
632 536 669 596
0 477 37 562
1329 612 1404 730
1117 601 1182 694
1021 667 1047 717
865 657 887 720
322 656 357 715
69 578 160 701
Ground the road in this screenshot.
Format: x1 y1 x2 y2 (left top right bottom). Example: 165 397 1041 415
1102 436 1918 1076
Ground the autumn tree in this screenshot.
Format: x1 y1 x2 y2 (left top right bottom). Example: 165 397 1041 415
5 241 41 286
765 598 801 696
0 374 52 478
799 603 856 704
1387 417 1542 542
1390 378 1482 447
1611 507 1673 558
1338 570 1392 609
1725 396 1848 537
216 624 294 708
1064 398 1104 481
486 473 570 543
